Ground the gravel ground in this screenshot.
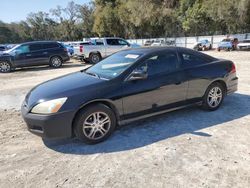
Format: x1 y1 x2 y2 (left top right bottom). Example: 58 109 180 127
0 52 250 188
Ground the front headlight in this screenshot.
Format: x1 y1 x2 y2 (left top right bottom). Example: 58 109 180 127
31 97 67 114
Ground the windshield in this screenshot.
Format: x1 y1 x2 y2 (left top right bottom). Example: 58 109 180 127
86 51 142 80
5 44 20 54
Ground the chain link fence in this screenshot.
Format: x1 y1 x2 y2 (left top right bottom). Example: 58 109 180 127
127 33 250 48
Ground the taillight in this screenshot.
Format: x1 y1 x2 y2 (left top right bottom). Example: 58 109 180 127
231 63 236 73
80 45 83 53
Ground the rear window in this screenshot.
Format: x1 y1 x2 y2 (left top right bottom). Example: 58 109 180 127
0 46 5 51
43 42 60 49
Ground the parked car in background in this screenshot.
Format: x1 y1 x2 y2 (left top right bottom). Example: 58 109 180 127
151 40 175 47
0 45 8 55
64 44 74 56
74 37 132 64
0 41 70 73
193 39 212 51
22 47 238 144
144 40 154 46
151 40 165 46
217 38 238 51
237 39 250 50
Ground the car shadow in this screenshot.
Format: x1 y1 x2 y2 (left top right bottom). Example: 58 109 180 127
13 62 85 73
44 93 250 154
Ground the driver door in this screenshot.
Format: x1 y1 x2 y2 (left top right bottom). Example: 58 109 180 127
121 49 188 119
14 44 37 67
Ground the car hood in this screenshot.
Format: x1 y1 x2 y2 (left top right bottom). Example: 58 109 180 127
25 71 106 107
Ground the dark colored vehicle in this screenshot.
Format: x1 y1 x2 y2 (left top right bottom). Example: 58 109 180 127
0 41 70 73
0 45 8 52
21 47 238 144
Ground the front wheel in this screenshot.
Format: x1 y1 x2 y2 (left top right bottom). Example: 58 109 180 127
202 83 225 111
74 104 116 144
0 61 12 73
50 56 63 68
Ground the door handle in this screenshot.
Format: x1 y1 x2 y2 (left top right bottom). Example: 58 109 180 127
26 54 32 57
43 52 48 55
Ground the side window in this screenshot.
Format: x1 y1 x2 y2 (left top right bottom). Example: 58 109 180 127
16 45 30 54
136 51 179 76
106 39 119 45
30 44 43 52
118 39 128 45
43 43 59 49
181 51 207 66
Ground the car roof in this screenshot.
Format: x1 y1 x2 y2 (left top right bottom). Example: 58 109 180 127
121 46 217 61
21 41 59 45
121 46 184 53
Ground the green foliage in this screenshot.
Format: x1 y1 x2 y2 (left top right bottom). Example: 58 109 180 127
0 0 250 43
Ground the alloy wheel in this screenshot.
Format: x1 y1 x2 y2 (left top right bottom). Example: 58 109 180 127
207 87 223 108
82 112 111 140
51 57 62 67
0 62 11 73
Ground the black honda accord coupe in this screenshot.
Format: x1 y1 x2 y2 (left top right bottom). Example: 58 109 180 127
21 47 238 144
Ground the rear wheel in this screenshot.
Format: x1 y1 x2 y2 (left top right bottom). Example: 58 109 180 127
89 53 101 64
202 83 225 111
0 61 12 73
50 56 63 68
74 104 116 144
217 48 221 52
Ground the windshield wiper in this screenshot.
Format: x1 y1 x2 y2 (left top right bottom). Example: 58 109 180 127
85 71 100 79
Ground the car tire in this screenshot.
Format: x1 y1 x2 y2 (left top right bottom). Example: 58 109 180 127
209 44 212 50
0 61 12 73
73 104 116 144
89 53 101 64
217 48 221 52
201 82 225 111
50 56 63 68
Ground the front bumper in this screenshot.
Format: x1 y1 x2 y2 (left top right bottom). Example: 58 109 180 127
21 104 75 139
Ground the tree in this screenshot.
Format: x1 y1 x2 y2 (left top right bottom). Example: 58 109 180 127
50 1 82 41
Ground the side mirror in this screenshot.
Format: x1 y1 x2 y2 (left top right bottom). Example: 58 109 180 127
128 69 148 81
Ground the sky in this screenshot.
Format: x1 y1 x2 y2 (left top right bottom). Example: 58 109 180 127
0 0 91 23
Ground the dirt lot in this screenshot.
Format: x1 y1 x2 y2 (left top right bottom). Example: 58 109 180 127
0 52 250 188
